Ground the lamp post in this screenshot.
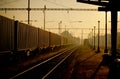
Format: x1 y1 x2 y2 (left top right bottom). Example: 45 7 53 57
93 26 96 50
58 21 62 35
91 28 94 49
97 20 100 53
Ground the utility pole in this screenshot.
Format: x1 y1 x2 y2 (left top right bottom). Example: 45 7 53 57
65 25 67 32
58 21 62 47
81 29 83 45
97 20 100 53
58 21 62 35
27 0 30 24
43 5 46 30
93 26 96 50
91 28 94 49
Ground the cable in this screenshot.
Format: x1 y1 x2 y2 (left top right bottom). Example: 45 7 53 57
0 0 19 6
42 0 71 8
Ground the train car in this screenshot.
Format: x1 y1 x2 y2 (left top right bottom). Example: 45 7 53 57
61 36 66 46
0 15 77 64
0 15 14 54
38 29 49 49
0 15 75 53
50 32 61 47
0 15 15 64
17 22 38 52
12 21 38 57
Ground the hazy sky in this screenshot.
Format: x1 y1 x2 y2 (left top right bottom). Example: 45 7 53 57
0 0 118 38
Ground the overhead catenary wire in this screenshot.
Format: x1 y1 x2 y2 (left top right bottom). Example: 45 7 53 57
0 0 18 6
42 0 70 8
0 0 98 25
0 8 98 11
0 7 98 25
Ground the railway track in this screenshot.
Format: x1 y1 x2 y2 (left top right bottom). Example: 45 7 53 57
8 45 78 79
2 46 103 79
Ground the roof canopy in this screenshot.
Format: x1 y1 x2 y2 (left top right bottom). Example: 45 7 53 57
77 0 120 11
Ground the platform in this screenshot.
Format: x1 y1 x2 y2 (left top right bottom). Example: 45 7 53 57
63 47 110 79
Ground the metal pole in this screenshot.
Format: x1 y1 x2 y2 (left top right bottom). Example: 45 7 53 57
97 21 100 53
65 25 66 31
28 0 30 24
91 28 94 49
58 21 62 35
81 29 83 45
58 21 62 47
108 0 118 60
93 26 96 50
43 5 46 30
104 11 108 53
111 10 117 59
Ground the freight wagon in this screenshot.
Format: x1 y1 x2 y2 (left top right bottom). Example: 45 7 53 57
0 15 74 64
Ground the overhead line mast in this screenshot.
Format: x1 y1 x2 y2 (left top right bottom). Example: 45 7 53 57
0 7 97 29
28 0 30 24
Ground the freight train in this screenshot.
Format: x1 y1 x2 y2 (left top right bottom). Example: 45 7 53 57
0 15 78 64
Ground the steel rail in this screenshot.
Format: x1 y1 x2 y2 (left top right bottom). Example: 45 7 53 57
10 46 75 79
42 46 78 79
